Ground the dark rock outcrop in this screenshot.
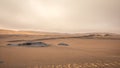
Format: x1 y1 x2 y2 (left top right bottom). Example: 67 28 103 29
58 43 69 46
8 41 49 47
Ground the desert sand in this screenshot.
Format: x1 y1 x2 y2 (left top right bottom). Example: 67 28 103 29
0 30 120 68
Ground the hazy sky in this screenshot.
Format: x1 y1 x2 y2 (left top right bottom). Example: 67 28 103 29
0 0 120 33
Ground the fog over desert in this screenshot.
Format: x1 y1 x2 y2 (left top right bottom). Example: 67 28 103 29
0 0 120 68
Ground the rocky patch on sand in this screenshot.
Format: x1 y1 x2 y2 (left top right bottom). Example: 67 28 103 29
8 41 49 47
58 43 69 46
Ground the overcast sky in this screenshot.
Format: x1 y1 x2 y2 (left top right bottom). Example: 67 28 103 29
0 0 120 33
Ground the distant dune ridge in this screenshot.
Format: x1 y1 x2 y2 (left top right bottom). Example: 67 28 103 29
0 29 120 40
0 29 62 35
0 29 119 35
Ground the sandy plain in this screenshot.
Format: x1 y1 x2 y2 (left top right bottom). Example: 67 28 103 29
0 33 120 68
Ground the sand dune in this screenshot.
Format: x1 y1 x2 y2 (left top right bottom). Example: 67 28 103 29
0 29 62 35
0 29 120 68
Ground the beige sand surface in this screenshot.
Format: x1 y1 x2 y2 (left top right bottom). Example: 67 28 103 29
0 35 120 68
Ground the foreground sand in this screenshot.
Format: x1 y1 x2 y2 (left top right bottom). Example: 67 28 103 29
0 35 120 68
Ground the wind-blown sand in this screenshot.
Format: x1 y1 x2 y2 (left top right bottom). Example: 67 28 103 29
0 33 120 68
